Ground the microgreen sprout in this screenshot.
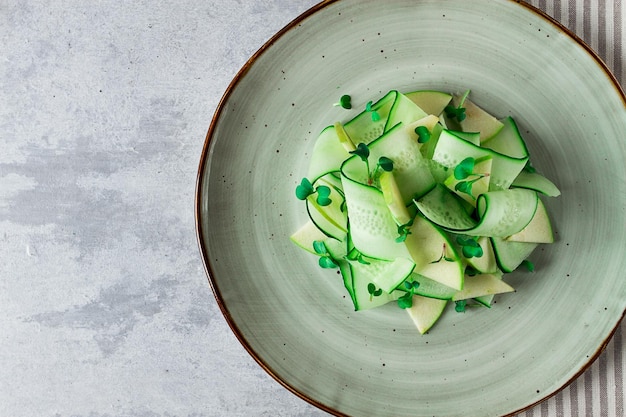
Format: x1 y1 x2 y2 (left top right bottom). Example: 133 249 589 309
465 265 479 276
431 243 455 263
365 100 381 121
295 177 332 206
453 157 489 199
312 240 339 269
456 235 484 258
415 126 431 143
377 156 394 172
333 94 352 109
444 90 470 122
349 144 394 185
395 217 415 243
367 283 383 301
521 259 535 272
349 142 371 182
454 299 467 313
397 280 421 309
369 156 394 184
347 248 370 265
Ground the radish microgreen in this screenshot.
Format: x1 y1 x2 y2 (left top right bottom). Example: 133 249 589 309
347 248 371 265
431 243 455 263
334 94 352 109
365 100 381 121
312 240 338 269
444 90 470 121
367 283 383 301
456 235 484 258
395 218 415 243
521 259 535 272
453 157 489 199
415 126 431 143
295 177 332 206
397 280 420 309
350 144 394 185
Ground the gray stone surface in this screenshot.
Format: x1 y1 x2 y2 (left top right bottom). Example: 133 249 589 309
1 1 324 416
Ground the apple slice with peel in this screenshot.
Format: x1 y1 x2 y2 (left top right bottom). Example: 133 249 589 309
452 95 504 143
506 198 554 243
405 90 452 116
289 220 329 254
406 295 448 334
452 273 514 301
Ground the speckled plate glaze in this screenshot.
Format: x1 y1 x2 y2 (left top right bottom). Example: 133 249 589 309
196 1 626 416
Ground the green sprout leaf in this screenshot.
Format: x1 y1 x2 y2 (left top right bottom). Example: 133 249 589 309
349 142 370 162
312 240 327 255
465 266 479 276
404 280 420 291
395 218 414 243
397 292 413 309
444 104 466 121
319 256 338 269
521 259 535 272
462 244 483 259
347 249 371 265
454 300 467 313
456 236 483 259
367 283 383 300
415 126 431 143
455 180 473 195
316 185 332 206
378 156 394 172
295 177 315 200
335 94 352 109
454 157 475 180
365 100 381 121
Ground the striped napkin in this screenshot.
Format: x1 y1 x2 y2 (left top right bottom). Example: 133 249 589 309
520 2 624 417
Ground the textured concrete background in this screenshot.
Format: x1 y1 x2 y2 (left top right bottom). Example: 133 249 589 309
1 1 623 416
1 1 324 416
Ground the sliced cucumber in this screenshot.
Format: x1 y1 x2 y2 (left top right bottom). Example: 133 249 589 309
511 170 561 197
307 125 350 182
481 116 529 158
293 88 559 335
491 237 538 273
447 130 481 146
367 123 435 203
349 256 415 294
340 174 411 261
415 185 539 238
385 91 428 132
432 129 528 190
405 273 458 300
306 176 348 241
343 91 396 145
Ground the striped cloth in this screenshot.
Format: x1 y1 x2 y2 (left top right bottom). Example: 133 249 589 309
520 2 624 416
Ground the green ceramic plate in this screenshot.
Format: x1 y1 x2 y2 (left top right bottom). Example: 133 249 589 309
196 1 626 416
